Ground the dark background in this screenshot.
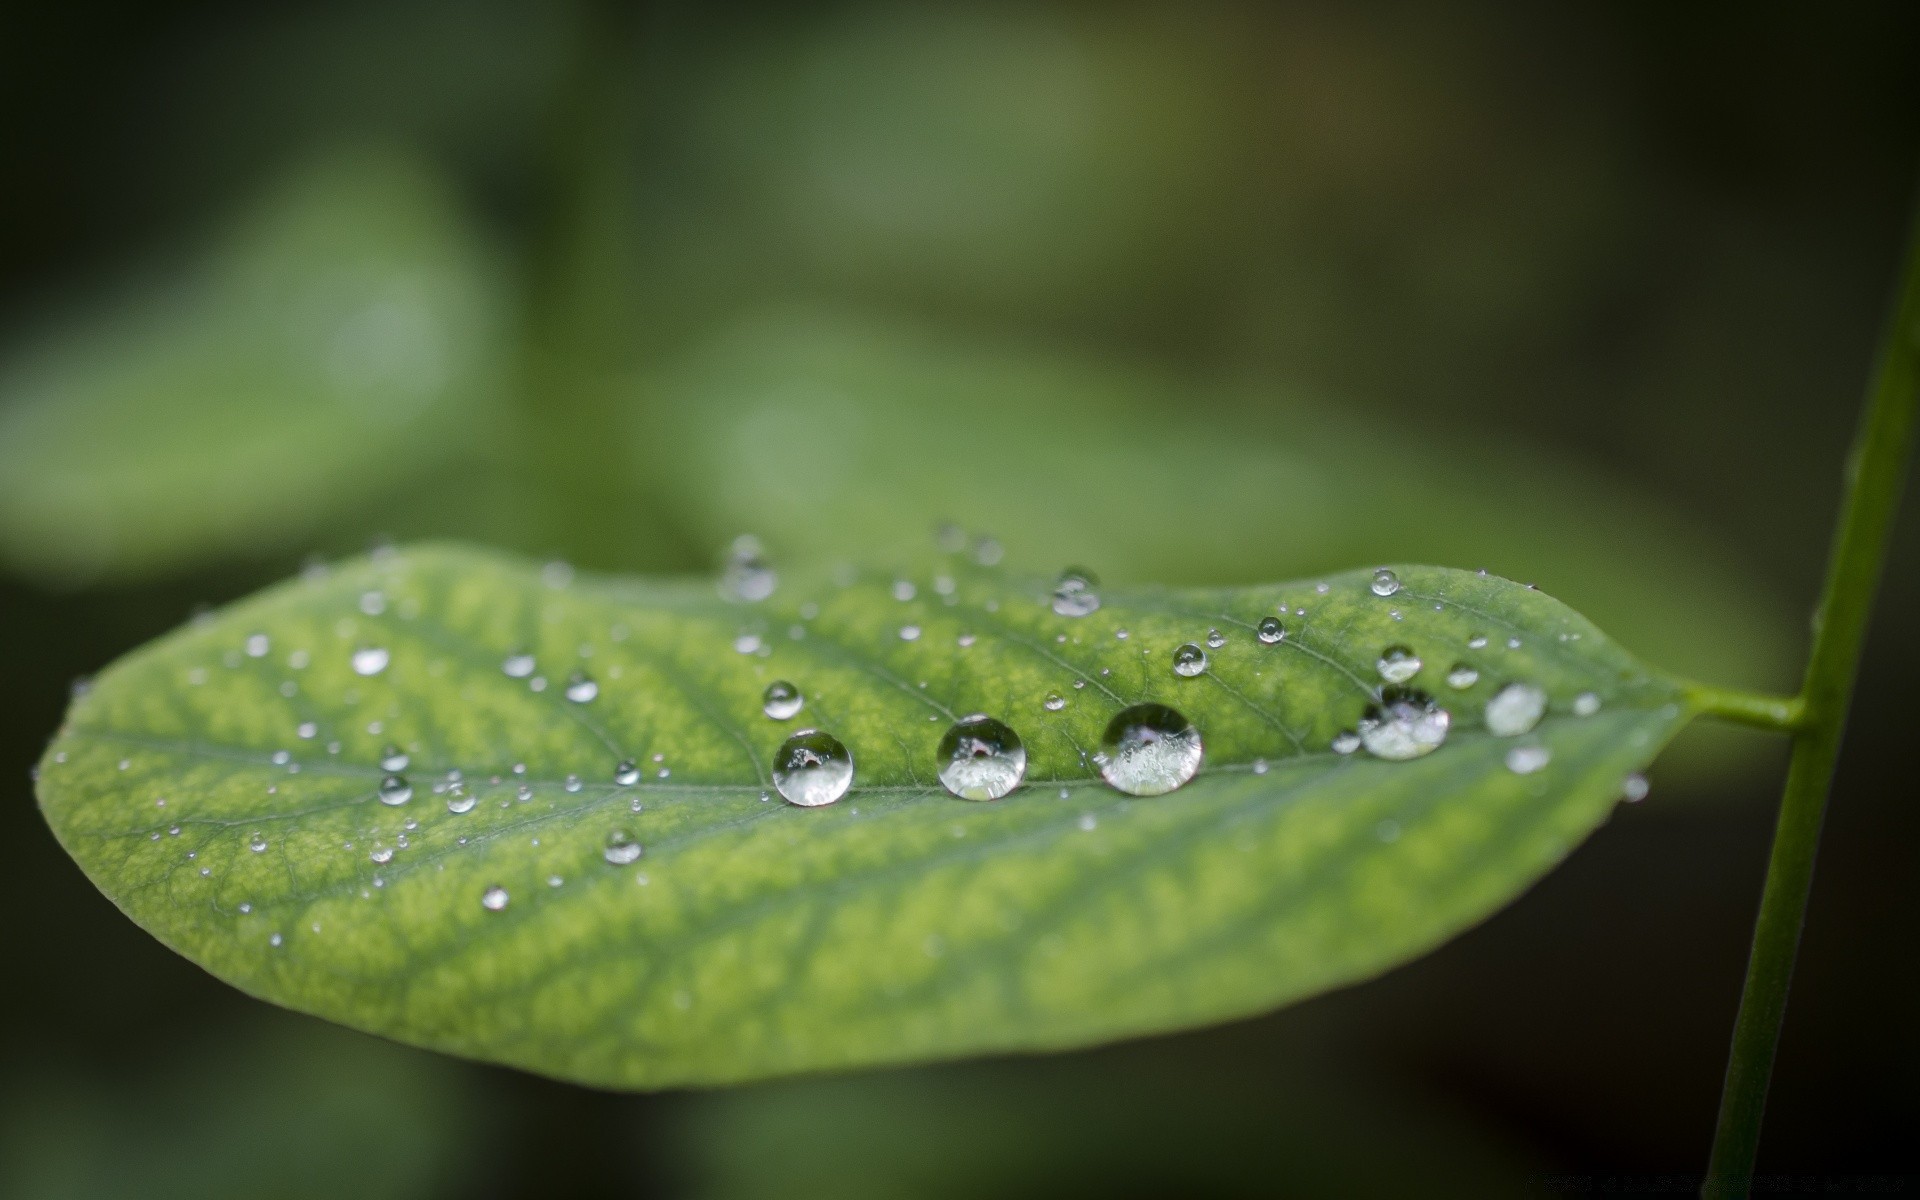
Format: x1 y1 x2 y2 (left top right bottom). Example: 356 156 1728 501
1 2 1916 1196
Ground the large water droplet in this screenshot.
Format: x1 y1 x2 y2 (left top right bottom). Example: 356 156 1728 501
1357 688 1450 760
502 651 536 678
772 730 854 807
936 715 1027 801
1051 569 1100 617
614 759 641 786
1506 744 1551 774
720 535 777 602
1377 645 1422 684
564 672 598 703
1257 617 1285 644
1370 568 1401 597
1445 663 1479 689
1172 643 1208 677
480 885 510 911
351 647 390 676
762 680 804 720
377 774 413 805
1485 683 1547 737
1095 703 1203 796
603 830 644 865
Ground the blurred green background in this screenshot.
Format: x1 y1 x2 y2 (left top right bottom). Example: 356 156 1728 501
2 1 1916 1195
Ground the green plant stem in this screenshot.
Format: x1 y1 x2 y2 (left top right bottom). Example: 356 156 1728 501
1685 684 1803 733
1703 202 1920 1199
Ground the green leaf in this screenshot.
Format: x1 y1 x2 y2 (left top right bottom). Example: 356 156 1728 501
0 149 511 586
38 544 1690 1088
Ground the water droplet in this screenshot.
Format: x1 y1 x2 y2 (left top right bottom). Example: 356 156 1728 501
515 783 533 801
1257 617 1285 644
957 633 976 647
245 633 270 658
564 773 583 793
1094 703 1203 796
1050 568 1100 617
772 730 854 807
891 579 917 602
720 535 777 602
370 846 394 865
564 672 598 703
1621 773 1650 803
1467 635 1488 650
1358 688 1450 760
733 634 763 655
377 775 412 805
936 715 1027 801
480 885 510 911
973 536 1003 566
1376 645 1422 684
1078 813 1098 832
1445 663 1479 689
1506 744 1552 774
1370 569 1400 597
1331 730 1361 754
761 680 805 721
1042 692 1067 712
604 830 644 865
1573 692 1602 716
359 590 386 615
1252 759 1269 775
1485 683 1547 737
380 745 409 771
1172 643 1208 677
614 760 640 786
351 647 390 676
502 651 535 678
269 932 284 947
296 721 318 740
899 624 921 641
248 834 267 853
447 792 477 814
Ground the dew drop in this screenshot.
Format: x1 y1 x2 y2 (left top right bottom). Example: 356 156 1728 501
248 834 267 853
1043 692 1067 712
1371 568 1400 597
733 634 763 655
447 792 477 814
1171 643 1208 678
1377 645 1422 684
720 535 777 602
377 774 413 806
973 536 1003 566
1445 663 1480 689
614 760 640 786
1467 634 1489 650
380 744 410 772
502 651 536 678
772 730 854 807
898 625 921 642
762 680 804 720
369 846 394 864
564 773 583 793
351 646 390 676
1621 773 1651 803
1205 628 1226 650
516 783 533 801
1358 688 1450 760
891 579 916 602
296 721 318 740
245 633 270 658
564 672 599 703
1331 730 1361 755
1573 692 1602 716
1257 617 1285 644
1050 568 1100 617
1506 744 1552 774
1485 683 1547 737
1094 703 1203 796
604 830 644 865
480 885 509 911
936 715 1027 801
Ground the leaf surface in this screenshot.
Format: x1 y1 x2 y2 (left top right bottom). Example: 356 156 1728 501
38 544 1690 1087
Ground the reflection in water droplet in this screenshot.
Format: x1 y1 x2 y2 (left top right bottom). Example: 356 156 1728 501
1172 643 1208 677
481 885 510 911
1445 664 1479 689
352 647 390 676
1206 628 1227 649
1506 744 1552 774
1377 645 1422 684
1485 683 1547 737
1095 703 1203 796
380 744 410 771
604 830 644 865
720 535 777 602
1051 569 1100 617
370 846 394 865
763 680 804 720
1573 692 1602 716
1622 773 1650 802
1043 692 1067 712
1371 569 1401 597
1257 617 1285 644
772 730 854 807
614 760 640 786
1358 688 1450 760
378 775 412 805
565 673 598 703
936 715 1027 800
502 651 536 678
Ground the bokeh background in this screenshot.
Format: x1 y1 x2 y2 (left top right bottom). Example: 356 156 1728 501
3 2 1916 1195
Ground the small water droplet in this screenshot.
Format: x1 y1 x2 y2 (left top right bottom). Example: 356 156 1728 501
1445 663 1479 689
1252 759 1269 775
1043 692 1067 711
1204 628 1226 649
379 744 409 771
936 715 1027 801
1358 688 1450 760
502 651 536 678
973 536 1003 566
564 672 598 703
772 730 854 807
1467 635 1488 650
515 783 533 802
720 535 777 602
733 633 763 655
370 845 395 864
564 774 582 793
1095 703 1203 796
1257 617 1285 644
377 775 412 805
604 830 644 865
891 579 917 602
351 646 390 676
269 932 284 947
1621 773 1650 802
296 721 318 740
1050 568 1100 617
762 680 804 720
1573 692 1602 716
359 590 386 616
1506 744 1552 774
1485 683 1547 737
480 885 510 911
245 633 270 658
898 624 921 641
1171 643 1208 677
1370 568 1400 597
447 791 477 813
957 633 976 647
1377 645 1422 684
248 834 267 853
614 760 640 786
1331 730 1361 754
1078 813 1098 832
